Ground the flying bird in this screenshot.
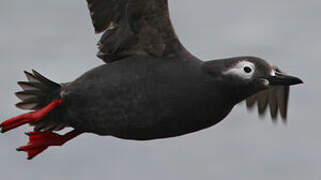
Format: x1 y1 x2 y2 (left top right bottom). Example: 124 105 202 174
1 0 302 160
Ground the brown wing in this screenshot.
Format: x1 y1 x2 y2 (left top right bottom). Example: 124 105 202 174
246 67 290 122
86 0 186 63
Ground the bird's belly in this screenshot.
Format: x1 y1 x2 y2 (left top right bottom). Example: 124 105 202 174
114 105 233 140
64 86 232 140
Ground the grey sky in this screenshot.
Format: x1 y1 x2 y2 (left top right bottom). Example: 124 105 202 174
0 0 320 180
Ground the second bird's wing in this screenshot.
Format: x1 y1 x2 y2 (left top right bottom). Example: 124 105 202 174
86 0 186 63
246 67 290 122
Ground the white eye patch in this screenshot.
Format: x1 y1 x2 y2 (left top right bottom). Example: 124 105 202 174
270 69 276 76
223 61 255 79
270 65 278 76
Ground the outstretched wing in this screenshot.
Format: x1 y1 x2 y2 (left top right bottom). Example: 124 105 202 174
246 67 290 122
86 0 186 63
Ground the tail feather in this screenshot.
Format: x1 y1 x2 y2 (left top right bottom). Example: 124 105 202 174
31 70 61 88
17 81 43 91
15 90 44 101
24 71 42 83
15 70 67 132
16 100 39 110
15 70 61 111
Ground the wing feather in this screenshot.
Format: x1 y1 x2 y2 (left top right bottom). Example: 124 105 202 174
246 67 290 122
86 0 186 63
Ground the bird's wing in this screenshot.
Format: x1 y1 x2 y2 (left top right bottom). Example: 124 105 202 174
86 0 186 63
246 67 290 122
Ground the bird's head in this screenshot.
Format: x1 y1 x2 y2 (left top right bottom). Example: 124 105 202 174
202 56 303 104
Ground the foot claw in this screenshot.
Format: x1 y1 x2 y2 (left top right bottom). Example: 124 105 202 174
26 148 47 160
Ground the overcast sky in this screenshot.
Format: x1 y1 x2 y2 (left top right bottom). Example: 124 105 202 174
0 0 320 180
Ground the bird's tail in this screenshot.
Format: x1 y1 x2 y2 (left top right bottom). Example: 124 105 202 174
0 70 77 160
15 70 62 111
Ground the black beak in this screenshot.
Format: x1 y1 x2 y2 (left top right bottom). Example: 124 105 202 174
265 72 303 86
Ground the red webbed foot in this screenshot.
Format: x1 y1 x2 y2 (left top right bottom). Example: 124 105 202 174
17 130 82 160
0 99 64 133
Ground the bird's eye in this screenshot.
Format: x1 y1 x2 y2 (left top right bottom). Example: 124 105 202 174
244 66 252 73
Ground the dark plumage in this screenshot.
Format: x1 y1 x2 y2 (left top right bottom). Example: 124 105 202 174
1 0 302 159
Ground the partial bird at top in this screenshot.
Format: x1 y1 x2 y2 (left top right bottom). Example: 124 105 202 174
1 0 303 160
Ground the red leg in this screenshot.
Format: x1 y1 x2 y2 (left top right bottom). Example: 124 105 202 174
0 99 64 133
17 130 82 160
